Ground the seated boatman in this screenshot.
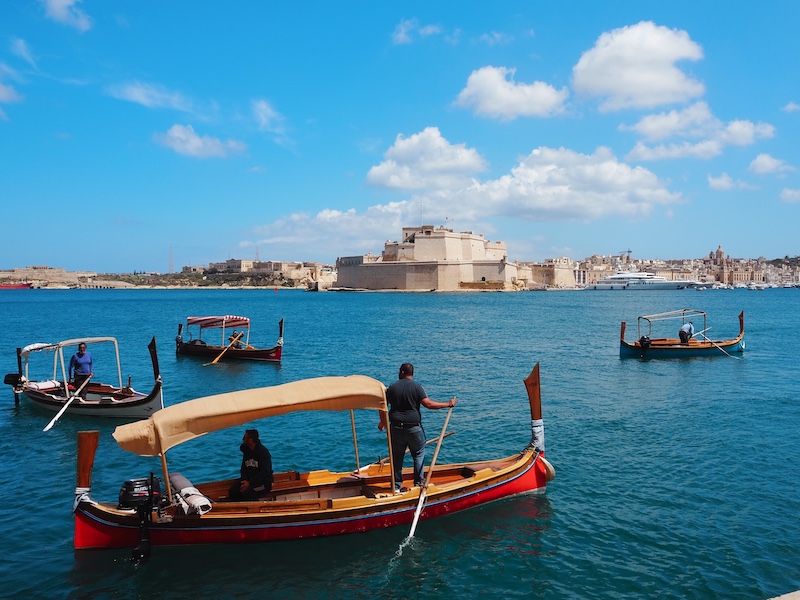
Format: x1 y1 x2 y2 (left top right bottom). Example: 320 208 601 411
228 429 273 501
378 363 456 492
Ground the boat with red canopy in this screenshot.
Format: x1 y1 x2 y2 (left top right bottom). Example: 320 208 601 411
175 315 283 362
73 364 554 555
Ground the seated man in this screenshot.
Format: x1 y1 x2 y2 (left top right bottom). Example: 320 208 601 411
228 429 273 501
228 330 243 349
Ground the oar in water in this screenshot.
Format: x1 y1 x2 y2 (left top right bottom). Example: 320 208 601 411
204 332 244 366
43 375 93 432
697 331 741 359
408 402 455 538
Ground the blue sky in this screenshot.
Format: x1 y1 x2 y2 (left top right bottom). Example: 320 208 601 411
1 1 798 273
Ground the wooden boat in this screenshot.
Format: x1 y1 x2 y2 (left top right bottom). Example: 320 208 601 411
175 315 283 362
73 364 555 554
620 309 745 358
4 337 163 419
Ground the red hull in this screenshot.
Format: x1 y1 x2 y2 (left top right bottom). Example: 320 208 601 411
0 282 32 289
176 342 282 362
75 453 548 549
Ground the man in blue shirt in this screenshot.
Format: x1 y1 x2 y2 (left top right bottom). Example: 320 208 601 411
68 342 93 396
379 363 456 493
679 321 695 344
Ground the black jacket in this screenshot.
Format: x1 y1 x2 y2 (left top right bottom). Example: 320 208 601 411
239 441 273 492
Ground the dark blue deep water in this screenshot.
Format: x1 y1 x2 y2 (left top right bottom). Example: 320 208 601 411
1 288 799 599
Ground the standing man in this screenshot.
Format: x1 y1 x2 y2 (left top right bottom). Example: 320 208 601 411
68 342 93 396
679 321 695 344
228 429 273 501
379 363 456 493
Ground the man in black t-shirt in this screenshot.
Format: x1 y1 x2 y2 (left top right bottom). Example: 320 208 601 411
379 363 456 492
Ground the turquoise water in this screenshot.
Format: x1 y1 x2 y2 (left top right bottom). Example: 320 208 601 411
1 288 799 599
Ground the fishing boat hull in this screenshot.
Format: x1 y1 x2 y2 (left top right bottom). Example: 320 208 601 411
175 316 283 362
620 311 745 358
176 342 282 362
72 365 553 552
0 282 32 289
74 450 551 549
5 337 164 419
20 380 163 419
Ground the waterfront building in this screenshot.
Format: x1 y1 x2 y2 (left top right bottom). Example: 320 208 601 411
334 225 532 291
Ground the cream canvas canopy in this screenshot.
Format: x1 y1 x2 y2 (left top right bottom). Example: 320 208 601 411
113 375 388 456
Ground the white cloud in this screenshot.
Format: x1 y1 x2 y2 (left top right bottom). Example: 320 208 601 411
749 153 794 175
249 144 681 260
479 31 513 46
252 99 286 135
627 140 722 161
780 188 800 203
623 102 774 160
782 102 800 112
573 21 704 111
11 39 36 69
462 146 681 221
707 173 754 191
41 0 92 32
391 19 442 45
366 127 487 190
455 66 568 120
0 65 24 114
107 82 193 112
153 124 246 158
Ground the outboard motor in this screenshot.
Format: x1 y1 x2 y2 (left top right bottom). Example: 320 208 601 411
638 335 652 357
119 473 161 564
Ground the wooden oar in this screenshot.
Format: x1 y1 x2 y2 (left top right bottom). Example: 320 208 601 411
409 402 454 538
204 332 243 366
43 375 92 432
697 331 741 359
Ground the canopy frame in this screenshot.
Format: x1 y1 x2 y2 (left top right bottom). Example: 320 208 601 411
636 309 707 339
184 315 252 347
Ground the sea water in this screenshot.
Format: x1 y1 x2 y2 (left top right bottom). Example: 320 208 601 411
1 288 799 599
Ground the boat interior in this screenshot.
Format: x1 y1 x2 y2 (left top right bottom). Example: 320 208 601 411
147 455 526 516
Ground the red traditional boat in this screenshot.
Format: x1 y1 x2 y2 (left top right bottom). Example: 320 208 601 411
73 364 554 554
175 315 283 362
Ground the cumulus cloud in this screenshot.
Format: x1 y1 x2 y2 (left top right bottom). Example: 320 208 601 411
392 19 442 44
41 0 92 32
623 102 774 160
780 188 800 203
249 142 681 261
459 146 681 221
455 66 568 120
749 153 794 175
707 173 754 191
573 21 704 111
153 124 246 158
366 127 487 190
782 102 800 112
107 82 193 112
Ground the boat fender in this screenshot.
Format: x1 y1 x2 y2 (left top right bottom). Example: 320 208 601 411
540 456 556 482
170 472 212 515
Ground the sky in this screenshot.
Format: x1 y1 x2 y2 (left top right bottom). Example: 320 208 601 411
1 1 799 273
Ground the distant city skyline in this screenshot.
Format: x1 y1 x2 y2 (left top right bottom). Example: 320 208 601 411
1 2 798 273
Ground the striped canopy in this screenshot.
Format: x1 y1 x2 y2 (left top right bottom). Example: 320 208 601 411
186 315 250 329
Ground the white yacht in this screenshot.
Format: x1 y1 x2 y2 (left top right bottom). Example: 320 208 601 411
585 270 697 290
